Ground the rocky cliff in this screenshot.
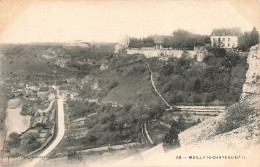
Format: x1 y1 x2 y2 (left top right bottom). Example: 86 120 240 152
241 44 260 99
113 44 260 167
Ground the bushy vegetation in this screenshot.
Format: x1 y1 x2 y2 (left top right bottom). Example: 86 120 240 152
128 29 210 49
162 115 185 150
148 49 248 105
6 132 42 155
20 100 38 116
129 37 155 48
65 44 114 60
216 101 254 135
108 81 119 90
67 101 98 120
66 100 167 148
162 29 211 49
237 27 259 51
20 132 42 154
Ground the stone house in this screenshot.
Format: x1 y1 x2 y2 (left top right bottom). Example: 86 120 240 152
210 28 242 48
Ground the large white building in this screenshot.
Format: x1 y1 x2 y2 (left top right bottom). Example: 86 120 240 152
210 28 242 48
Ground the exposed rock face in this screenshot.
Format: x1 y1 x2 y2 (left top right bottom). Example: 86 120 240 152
100 59 110 70
179 44 260 146
241 44 260 99
114 44 260 167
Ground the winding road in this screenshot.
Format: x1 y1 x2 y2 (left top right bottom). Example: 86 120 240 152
25 93 65 167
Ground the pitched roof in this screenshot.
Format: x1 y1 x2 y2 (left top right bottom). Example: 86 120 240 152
210 28 243 36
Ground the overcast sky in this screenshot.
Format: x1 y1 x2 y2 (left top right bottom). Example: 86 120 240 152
0 1 254 43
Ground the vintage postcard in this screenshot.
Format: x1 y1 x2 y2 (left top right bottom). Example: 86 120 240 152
0 0 259 166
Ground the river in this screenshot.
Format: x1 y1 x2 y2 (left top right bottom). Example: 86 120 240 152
5 99 30 137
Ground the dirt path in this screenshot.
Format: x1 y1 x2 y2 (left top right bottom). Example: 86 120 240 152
141 123 154 145
144 60 172 110
159 121 171 128
141 124 148 144
143 123 153 144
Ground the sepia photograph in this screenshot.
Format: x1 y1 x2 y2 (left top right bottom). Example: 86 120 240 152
0 0 259 166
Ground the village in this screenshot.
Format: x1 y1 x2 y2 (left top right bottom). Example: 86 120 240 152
2 71 90 156
0 25 258 166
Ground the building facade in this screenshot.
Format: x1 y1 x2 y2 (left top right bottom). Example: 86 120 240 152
114 35 129 53
210 28 242 48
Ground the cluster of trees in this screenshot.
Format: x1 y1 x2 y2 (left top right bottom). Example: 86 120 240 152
128 27 259 51
128 29 211 49
148 49 248 105
65 45 114 60
66 100 167 148
67 101 98 120
162 115 185 150
237 27 259 51
20 101 34 116
6 132 42 156
162 29 211 49
128 37 155 48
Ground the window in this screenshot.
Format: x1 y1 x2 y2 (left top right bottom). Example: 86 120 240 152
223 38 225 41
228 43 230 47
223 43 225 47
228 38 230 41
213 38 216 41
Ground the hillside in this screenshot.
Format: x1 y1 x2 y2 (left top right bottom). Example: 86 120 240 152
0 43 255 166
92 54 163 106
114 44 260 167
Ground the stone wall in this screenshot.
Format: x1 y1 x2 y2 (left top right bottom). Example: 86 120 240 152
126 48 206 62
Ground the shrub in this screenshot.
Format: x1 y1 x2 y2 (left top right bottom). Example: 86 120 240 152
21 132 41 153
108 81 119 90
208 47 226 57
7 132 21 148
123 103 133 112
216 101 254 135
162 125 180 151
162 116 185 151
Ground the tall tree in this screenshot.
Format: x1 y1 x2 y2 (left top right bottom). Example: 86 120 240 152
249 26 259 47
238 27 259 51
